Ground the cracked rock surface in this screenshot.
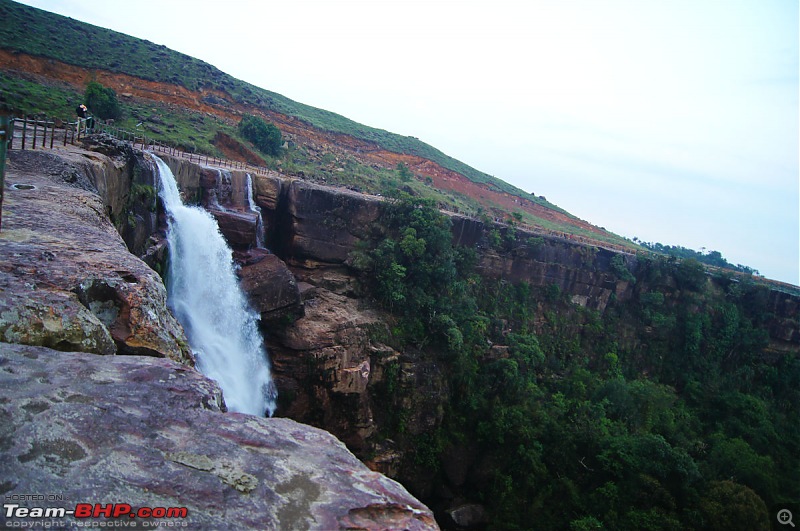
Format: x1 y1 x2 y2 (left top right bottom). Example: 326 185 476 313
0 343 438 529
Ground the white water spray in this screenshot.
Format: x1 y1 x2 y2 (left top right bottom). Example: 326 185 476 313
153 155 276 416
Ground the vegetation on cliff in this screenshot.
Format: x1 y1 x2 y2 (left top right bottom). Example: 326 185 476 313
635 239 761 277
355 195 798 530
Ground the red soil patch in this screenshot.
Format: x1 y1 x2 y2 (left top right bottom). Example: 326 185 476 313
0 50 610 240
212 132 266 166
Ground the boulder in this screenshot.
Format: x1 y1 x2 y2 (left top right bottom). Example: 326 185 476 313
237 248 302 322
445 503 489 529
210 208 260 249
0 343 438 530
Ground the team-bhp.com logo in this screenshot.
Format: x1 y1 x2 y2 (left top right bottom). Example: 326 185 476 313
4 502 189 527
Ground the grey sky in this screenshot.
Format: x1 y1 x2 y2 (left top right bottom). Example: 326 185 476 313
16 0 800 284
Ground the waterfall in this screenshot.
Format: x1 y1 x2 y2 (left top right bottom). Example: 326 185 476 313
152 155 277 416
207 169 231 210
245 174 265 248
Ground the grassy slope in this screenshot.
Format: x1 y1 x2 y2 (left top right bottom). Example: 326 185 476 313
0 0 568 208
0 2 785 285
0 0 656 252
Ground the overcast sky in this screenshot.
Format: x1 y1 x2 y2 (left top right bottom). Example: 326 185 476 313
17 0 800 285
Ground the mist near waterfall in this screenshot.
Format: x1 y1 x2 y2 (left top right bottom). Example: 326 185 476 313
152 155 277 416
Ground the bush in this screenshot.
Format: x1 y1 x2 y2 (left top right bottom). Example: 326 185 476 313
610 254 636 283
238 115 282 157
84 81 121 120
675 258 707 291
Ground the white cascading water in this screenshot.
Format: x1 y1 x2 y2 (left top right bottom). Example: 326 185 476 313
245 173 265 248
152 155 277 416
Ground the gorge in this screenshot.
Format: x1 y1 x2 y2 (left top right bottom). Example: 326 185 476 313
1 138 797 529
1 2 797 526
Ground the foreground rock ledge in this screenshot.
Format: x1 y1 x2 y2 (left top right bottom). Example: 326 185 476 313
0 149 190 361
0 343 438 530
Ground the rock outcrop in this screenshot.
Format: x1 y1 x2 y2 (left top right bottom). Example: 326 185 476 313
0 343 438 530
0 149 190 362
237 248 302 324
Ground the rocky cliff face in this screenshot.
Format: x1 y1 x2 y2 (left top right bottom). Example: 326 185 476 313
1 148 189 360
156 149 799 519
0 144 439 529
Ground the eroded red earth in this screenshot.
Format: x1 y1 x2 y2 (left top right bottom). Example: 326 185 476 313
1 50 611 241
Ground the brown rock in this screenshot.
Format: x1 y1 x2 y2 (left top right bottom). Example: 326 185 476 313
237 248 302 322
285 180 382 263
210 208 260 249
1 149 191 362
269 288 390 449
253 171 284 211
0 343 439 530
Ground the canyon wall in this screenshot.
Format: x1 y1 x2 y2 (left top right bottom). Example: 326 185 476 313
149 151 799 511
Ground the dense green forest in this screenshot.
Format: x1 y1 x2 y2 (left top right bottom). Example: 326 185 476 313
354 194 798 530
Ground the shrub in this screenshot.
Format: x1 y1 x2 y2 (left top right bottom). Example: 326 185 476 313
238 115 282 157
84 81 121 120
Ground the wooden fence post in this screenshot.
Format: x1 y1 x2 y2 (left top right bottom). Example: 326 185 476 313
0 115 9 231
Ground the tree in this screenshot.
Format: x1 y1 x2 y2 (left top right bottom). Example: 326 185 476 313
238 115 282 157
396 162 413 182
675 258 707 291
699 481 769 531
84 81 121 120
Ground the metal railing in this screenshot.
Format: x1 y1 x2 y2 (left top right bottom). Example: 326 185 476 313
6 115 93 150
92 121 275 176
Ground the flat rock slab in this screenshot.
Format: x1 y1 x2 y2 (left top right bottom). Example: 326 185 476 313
0 343 438 530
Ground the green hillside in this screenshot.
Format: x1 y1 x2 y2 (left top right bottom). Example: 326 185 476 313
0 0 552 207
